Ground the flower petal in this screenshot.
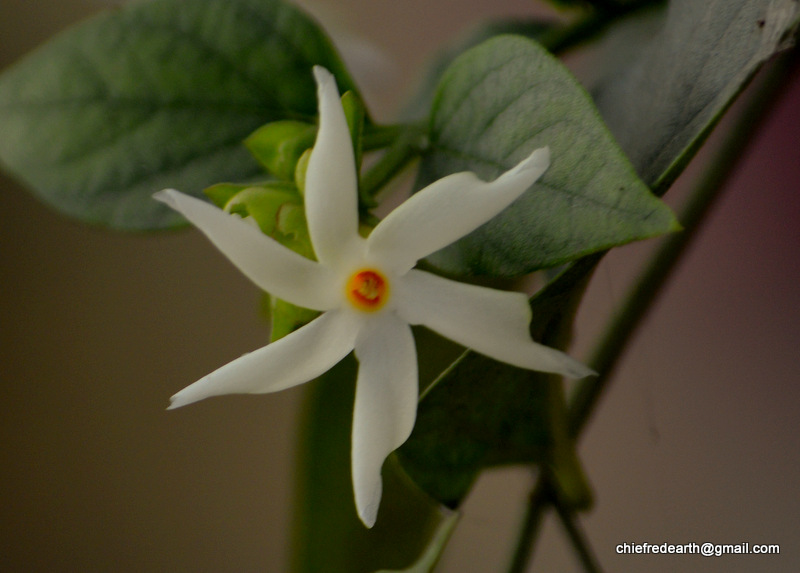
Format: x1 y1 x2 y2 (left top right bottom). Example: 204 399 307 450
351 312 418 527
155 189 338 310
395 269 594 379
367 147 550 274
168 310 359 409
305 66 361 267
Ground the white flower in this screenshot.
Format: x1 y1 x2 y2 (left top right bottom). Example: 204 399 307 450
155 66 593 528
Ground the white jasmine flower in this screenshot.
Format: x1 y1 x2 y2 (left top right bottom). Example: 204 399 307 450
155 66 593 528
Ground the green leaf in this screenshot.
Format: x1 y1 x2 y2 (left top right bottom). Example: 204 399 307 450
593 0 800 192
398 0 800 513
398 256 599 508
292 358 457 573
398 353 552 505
417 35 678 277
403 19 555 122
0 0 361 230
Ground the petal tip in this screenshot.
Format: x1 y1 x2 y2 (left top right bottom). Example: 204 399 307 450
496 146 550 189
312 65 334 89
153 188 180 206
565 360 597 380
519 146 550 174
357 502 378 529
167 389 197 410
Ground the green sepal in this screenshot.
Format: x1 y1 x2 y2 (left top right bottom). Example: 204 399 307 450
268 296 320 342
203 182 268 209
208 182 316 261
207 181 320 339
294 148 312 197
245 121 318 181
274 201 316 261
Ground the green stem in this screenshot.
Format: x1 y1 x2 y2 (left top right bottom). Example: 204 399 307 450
569 52 797 439
359 124 427 205
507 479 549 573
540 0 666 55
553 503 605 573
362 124 408 151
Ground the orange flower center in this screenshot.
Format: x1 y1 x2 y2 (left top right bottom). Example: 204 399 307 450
346 269 389 312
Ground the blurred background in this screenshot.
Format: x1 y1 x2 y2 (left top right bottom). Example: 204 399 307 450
2 0 799 571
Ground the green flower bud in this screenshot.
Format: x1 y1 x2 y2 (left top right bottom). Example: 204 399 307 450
245 120 317 181
265 295 320 342
294 148 312 197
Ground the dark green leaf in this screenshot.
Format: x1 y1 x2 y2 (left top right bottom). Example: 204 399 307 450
400 0 800 513
399 353 552 505
398 256 599 507
0 0 361 229
593 0 800 192
418 35 678 277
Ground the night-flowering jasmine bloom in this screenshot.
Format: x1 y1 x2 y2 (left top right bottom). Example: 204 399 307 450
155 66 593 528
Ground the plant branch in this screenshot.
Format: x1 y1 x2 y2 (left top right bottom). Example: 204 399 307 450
507 478 549 573
569 51 798 439
508 49 797 573
360 124 427 205
362 124 408 151
540 0 666 55
553 503 605 573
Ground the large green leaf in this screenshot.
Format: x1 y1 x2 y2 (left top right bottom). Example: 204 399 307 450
417 35 678 277
593 0 800 192
0 0 359 229
400 0 800 516
397 255 599 509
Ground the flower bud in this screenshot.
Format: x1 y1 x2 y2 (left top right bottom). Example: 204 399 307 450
245 120 317 181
